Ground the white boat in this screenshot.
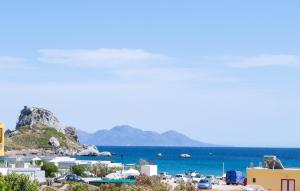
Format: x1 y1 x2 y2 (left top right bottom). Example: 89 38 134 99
156 153 163 157
180 153 191 158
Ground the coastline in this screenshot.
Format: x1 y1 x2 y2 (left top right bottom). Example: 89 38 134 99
6 146 300 176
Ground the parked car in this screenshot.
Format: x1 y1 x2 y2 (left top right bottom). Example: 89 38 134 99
65 174 85 183
159 172 171 180
185 170 197 178
192 174 204 182
174 174 188 183
54 174 69 183
226 170 244 185
205 175 218 184
197 179 212 190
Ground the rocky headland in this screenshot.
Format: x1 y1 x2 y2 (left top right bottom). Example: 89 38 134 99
5 106 99 156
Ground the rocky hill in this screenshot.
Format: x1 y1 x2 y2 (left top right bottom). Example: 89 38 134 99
78 125 218 147
5 106 82 154
16 106 61 130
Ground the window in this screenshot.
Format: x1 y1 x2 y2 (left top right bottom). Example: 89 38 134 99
252 178 256 183
281 179 295 191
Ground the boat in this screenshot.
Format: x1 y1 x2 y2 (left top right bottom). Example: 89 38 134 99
179 153 191 158
156 153 163 157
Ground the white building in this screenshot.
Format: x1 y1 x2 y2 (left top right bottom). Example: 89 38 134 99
49 156 123 169
141 165 157 176
0 167 46 183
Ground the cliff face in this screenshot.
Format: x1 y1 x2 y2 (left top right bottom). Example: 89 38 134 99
16 106 61 131
5 106 82 152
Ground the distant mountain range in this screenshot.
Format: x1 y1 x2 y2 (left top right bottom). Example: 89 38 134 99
77 125 219 147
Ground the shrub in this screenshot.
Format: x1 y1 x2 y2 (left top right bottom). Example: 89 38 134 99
68 182 91 191
71 164 87 177
3 173 39 191
136 175 161 187
136 175 170 191
174 182 196 191
33 160 43 167
0 176 7 191
99 183 169 191
89 163 122 177
41 162 58 177
63 182 101 191
98 184 124 191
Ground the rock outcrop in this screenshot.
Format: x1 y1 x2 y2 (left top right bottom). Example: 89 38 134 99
5 106 82 154
64 126 79 143
49 137 60 148
77 145 100 156
16 106 61 130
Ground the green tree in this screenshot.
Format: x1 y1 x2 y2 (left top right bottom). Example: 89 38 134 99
71 164 87 177
42 162 58 177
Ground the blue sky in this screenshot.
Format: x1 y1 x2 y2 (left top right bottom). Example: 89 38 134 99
1 0 300 147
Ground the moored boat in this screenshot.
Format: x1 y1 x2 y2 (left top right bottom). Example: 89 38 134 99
180 153 191 158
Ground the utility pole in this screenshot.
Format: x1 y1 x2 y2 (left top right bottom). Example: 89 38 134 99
222 162 225 176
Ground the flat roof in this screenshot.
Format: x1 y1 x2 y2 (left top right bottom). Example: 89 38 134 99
88 179 136 186
248 167 300 171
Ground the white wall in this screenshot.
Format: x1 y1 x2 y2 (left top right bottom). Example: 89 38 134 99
141 165 157 176
2 168 46 183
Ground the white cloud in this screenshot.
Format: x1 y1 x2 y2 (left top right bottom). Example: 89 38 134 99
113 68 236 84
38 48 171 68
37 48 238 84
226 54 300 68
0 56 30 70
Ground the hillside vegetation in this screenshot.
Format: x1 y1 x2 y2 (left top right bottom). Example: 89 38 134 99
5 124 81 151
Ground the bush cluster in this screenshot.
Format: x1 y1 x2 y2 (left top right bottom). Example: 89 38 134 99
71 164 87 177
0 173 39 191
41 162 58 178
89 163 122 177
174 182 196 191
98 175 170 191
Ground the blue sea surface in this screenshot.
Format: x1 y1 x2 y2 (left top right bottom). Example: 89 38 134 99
76 147 300 176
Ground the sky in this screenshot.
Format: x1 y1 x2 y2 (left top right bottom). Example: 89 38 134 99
0 0 300 147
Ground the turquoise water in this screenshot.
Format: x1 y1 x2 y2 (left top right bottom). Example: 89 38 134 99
76 147 300 176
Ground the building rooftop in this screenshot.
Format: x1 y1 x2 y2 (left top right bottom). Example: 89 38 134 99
248 167 300 171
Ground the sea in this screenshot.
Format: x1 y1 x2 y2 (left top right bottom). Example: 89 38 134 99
76 146 300 176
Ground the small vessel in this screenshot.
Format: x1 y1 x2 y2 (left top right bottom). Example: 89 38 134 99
180 153 191 158
156 153 163 157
